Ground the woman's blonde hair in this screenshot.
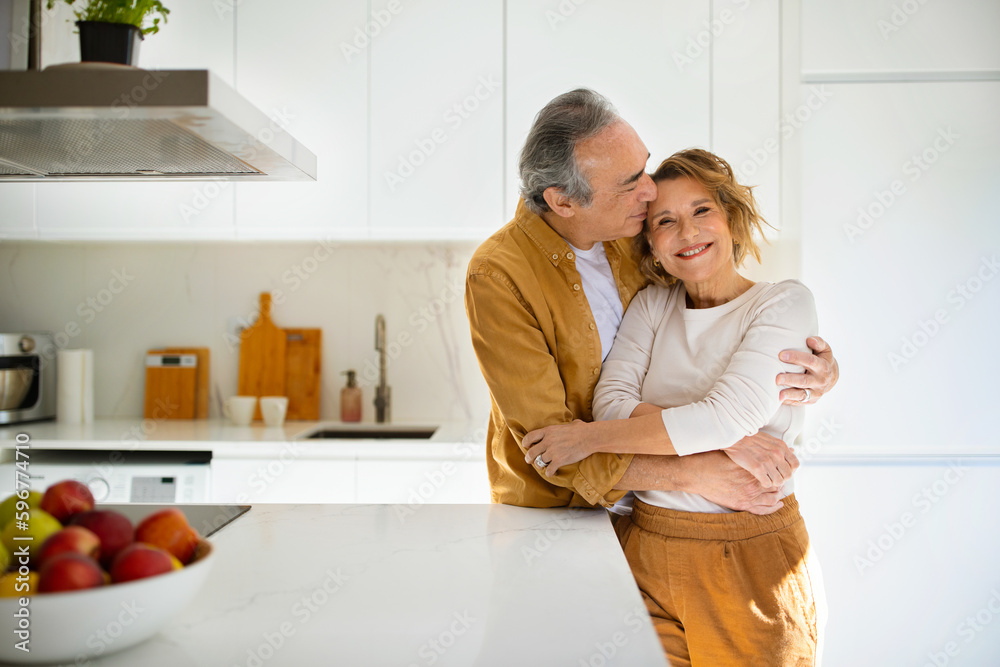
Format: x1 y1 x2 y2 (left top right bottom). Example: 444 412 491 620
635 148 770 287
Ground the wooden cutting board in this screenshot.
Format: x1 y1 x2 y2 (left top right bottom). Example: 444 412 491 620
144 351 199 420
284 328 322 421
238 292 287 420
148 347 211 418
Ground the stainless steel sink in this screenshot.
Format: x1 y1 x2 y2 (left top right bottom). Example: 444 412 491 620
300 425 438 440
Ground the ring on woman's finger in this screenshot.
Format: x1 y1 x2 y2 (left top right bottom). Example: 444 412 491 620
534 455 549 468
802 388 812 402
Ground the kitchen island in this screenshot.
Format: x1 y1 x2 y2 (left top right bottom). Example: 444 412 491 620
66 503 667 667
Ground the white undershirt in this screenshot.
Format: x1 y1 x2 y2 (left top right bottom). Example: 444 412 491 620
566 241 631 515
568 242 623 361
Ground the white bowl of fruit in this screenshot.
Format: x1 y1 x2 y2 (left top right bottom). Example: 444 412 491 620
0 480 213 664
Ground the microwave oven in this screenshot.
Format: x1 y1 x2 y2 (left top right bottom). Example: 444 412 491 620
0 332 57 425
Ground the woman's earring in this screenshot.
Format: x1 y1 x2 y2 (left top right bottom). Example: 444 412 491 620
653 258 660 267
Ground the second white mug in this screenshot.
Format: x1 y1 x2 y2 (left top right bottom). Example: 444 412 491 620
260 396 289 428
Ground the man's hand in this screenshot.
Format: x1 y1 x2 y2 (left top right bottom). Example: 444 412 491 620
677 450 787 515
722 432 799 489
778 335 839 405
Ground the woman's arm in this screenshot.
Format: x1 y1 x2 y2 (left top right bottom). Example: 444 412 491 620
589 288 659 424
629 402 662 418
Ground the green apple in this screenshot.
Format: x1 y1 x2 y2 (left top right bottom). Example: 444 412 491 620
0 491 42 530
1 509 62 566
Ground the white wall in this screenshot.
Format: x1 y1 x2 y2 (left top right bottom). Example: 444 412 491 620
0 241 491 426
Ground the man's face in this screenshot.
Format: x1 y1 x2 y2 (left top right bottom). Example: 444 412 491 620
570 121 657 245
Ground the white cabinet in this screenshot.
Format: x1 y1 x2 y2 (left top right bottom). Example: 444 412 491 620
7 2 920 246
355 458 490 505
213 454 489 505
31 0 238 241
505 0 711 221
34 181 236 240
134 0 236 86
0 185 35 238
801 0 1000 74
796 461 1000 666
233 0 369 240
368 0 504 240
211 458 355 504
799 82 1000 453
711 0 783 265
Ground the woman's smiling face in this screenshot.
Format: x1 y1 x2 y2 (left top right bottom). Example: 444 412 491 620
646 176 735 285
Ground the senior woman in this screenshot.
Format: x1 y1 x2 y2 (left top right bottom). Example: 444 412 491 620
523 148 825 666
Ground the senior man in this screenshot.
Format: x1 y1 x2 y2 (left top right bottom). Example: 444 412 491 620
465 89 837 512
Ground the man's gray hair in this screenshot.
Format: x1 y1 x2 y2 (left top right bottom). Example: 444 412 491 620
518 88 620 215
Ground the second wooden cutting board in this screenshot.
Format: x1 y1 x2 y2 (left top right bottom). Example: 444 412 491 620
285 328 322 421
238 292 287 420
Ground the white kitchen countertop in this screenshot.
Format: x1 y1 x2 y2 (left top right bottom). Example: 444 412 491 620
0 419 487 460
79 503 668 667
4 418 993 463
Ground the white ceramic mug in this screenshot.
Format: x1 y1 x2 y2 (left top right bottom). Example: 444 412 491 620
260 396 289 428
224 396 257 426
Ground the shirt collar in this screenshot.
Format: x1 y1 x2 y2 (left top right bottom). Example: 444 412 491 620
513 197 629 269
513 198 573 267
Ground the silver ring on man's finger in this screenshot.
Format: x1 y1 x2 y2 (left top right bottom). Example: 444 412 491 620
534 455 549 468
802 388 812 403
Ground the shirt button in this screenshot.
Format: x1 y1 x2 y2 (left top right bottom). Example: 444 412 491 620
593 368 600 376
573 283 581 291
566 252 575 260
589 323 596 330
551 253 559 260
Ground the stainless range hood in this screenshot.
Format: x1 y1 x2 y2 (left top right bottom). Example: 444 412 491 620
0 68 317 181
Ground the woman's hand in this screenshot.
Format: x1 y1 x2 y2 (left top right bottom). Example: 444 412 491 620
523 420 595 476
722 431 799 489
777 335 839 405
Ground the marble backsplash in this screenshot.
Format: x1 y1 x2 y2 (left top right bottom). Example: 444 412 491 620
0 241 491 426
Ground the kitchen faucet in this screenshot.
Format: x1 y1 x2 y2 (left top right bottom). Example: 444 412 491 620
374 314 391 423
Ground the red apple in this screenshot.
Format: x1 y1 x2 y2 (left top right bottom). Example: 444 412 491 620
40 480 95 523
37 526 100 569
38 553 104 593
110 543 174 583
135 508 199 564
68 510 134 568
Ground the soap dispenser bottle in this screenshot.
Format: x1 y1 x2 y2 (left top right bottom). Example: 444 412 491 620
340 370 362 422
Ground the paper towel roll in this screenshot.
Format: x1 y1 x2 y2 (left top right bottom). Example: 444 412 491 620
57 349 94 423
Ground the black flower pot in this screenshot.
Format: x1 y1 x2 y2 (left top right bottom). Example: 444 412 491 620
76 21 143 66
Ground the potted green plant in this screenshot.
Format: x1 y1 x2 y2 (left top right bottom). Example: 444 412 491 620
47 0 170 66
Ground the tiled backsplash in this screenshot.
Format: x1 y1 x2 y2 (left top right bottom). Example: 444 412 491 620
0 241 491 426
